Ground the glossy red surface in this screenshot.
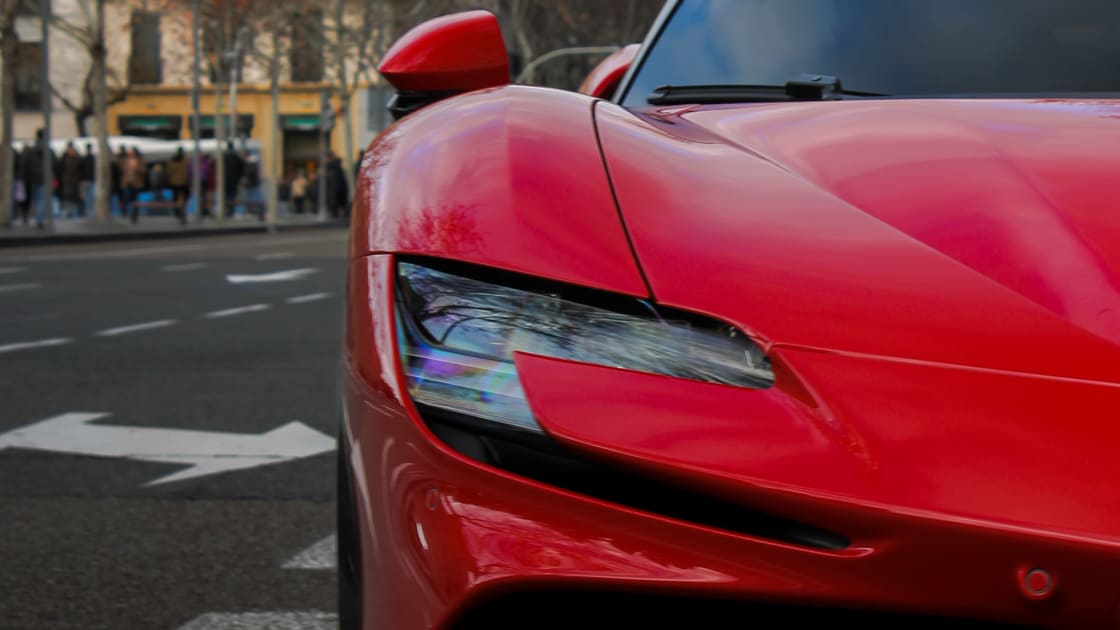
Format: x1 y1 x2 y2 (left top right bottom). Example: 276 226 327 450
350 85 647 295
378 10 509 93
346 69 1120 627
345 255 1120 629
578 44 640 99
595 99 1120 382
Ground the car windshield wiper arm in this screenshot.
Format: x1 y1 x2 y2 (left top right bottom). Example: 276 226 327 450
647 74 887 105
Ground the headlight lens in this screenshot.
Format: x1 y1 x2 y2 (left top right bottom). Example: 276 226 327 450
396 261 773 433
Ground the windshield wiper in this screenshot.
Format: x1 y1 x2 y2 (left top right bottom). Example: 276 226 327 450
647 74 886 105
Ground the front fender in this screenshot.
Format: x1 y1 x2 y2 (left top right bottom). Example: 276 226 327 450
351 85 647 296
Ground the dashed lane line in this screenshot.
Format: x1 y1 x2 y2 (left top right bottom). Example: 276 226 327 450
0 338 72 354
283 535 336 570
0 266 28 274
204 304 271 319
0 282 41 293
96 319 177 337
176 611 338 630
255 251 295 260
162 262 208 272
285 292 332 304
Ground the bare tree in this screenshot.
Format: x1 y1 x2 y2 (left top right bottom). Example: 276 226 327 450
47 0 114 221
0 0 19 227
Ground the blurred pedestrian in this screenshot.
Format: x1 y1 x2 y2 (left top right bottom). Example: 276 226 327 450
326 151 348 218
241 151 262 219
22 129 56 229
111 146 126 217
149 162 168 197
222 141 243 214
11 146 28 226
80 143 95 217
59 142 84 218
167 147 190 220
121 146 146 223
290 169 308 214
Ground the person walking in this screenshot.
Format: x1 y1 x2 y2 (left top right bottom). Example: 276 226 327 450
166 147 190 223
11 146 27 226
111 146 127 218
290 169 308 215
222 141 244 216
21 129 56 229
80 143 95 218
122 146 146 223
59 142 84 218
241 151 262 219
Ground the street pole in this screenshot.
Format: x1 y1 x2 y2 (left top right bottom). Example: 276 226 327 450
191 0 202 224
39 0 52 230
318 90 328 220
228 27 242 152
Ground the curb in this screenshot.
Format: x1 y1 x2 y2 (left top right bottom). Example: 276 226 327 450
0 219 349 248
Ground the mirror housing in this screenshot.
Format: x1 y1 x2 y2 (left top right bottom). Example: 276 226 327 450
578 44 640 100
378 10 510 119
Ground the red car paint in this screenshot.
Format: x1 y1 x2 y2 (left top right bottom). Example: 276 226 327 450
378 10 510 93
578 44 641 100
345 19 1120 630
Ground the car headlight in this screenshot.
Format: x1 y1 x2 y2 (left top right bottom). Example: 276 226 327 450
396 261 774 434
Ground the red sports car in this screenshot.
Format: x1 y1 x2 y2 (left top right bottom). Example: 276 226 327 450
339 2 1120 627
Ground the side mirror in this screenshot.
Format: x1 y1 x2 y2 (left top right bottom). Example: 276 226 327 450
378 10 510 120
578 44 641 100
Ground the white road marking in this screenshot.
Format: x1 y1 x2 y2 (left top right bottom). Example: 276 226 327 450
4 232 348 264
0 413 335 486
226 268 320 284
96 319 177 337
162 262 208 272
176 611 338 630
0 282 41 293
285 292 332 304
255 251 294 260
0 338 72 354
0 266 28 274
205 304 270 319
283 535 337 570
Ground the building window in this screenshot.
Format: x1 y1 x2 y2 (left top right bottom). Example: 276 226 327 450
129 11 162 85
15 0 39 16
289 10 323 83
13 41 42 111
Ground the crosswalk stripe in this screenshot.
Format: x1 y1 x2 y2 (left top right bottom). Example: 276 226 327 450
176 611 338 629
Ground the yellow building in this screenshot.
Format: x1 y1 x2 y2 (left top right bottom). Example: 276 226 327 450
108 83 368 183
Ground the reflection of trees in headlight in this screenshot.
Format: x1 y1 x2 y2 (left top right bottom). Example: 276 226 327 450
398 262 773 389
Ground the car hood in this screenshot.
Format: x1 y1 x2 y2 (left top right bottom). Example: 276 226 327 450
596 98 1120 383
556 98 1120 541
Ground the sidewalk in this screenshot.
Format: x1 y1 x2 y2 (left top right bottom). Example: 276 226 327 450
0 213 348 247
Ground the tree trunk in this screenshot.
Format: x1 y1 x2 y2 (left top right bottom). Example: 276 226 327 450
214 79 226 220
267 31 280 227
0 2 17 228
93 0 110 222
334 0 353 197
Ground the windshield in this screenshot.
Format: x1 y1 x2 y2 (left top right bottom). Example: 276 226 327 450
621 0 1120 106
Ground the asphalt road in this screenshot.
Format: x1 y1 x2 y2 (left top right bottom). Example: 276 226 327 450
0 230 349 629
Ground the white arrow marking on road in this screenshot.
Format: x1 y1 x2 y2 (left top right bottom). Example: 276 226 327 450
0 413 334 486
225 268 320 284
283 534 337 570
